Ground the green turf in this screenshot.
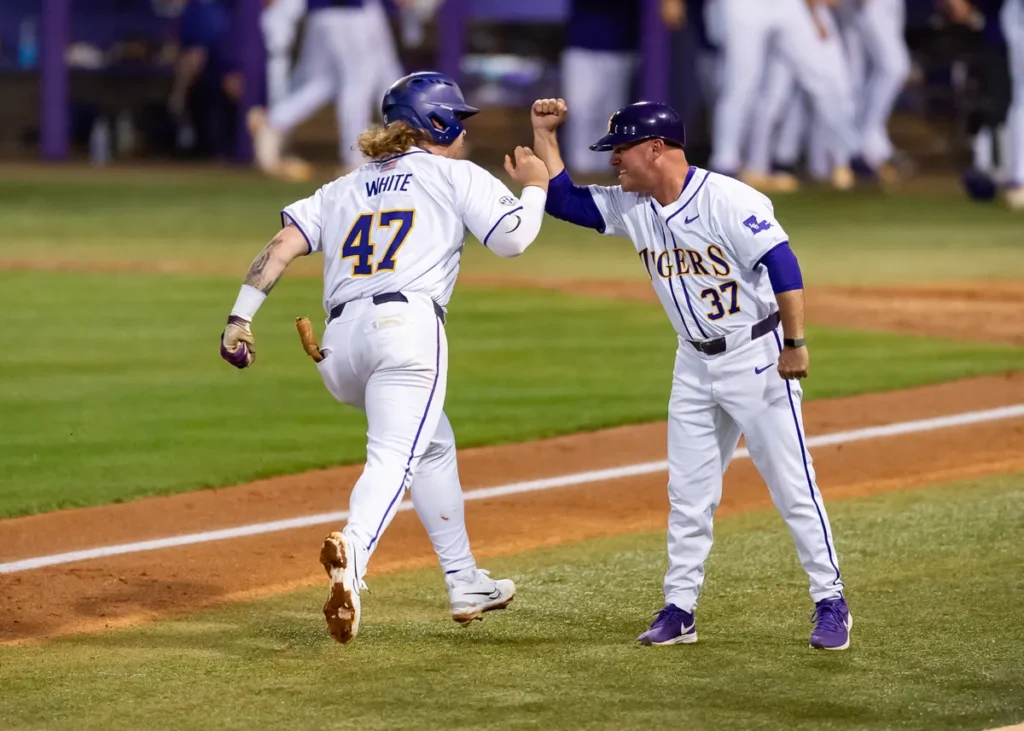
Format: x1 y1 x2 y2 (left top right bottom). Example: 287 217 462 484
2 170 1023 283
2 474 1021 730
1 269 1021 518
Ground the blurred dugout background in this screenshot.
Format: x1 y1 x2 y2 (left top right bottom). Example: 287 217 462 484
0 0 1013 183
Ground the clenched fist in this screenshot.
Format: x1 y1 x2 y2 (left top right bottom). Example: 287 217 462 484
531 98 568 133
503 146 549 190
221 315 256 369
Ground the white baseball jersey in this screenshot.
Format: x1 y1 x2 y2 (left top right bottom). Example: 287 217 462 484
589 167 789 341
281 148 526 313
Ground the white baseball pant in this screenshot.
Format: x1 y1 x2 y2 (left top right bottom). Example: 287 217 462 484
708 0 859 174
261 0 307 108
844 0 911 167
1004 0 1024 186
562 48 636 175
316 293 476 583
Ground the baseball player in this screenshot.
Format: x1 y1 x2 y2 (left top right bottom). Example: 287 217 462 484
841 0 911 178
560 0 642 175
221 72 551 644
260 0 307 108
706 0 861 185
1004 0 1024 208
746 0 854 190
249 0 404 179
530 98 851 650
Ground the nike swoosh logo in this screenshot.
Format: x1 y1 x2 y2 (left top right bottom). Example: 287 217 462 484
504 215 522 234
464 589 503 600
685 214 699 224
754 364 774 374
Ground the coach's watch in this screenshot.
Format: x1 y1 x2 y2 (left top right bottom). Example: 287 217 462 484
783 338 806 348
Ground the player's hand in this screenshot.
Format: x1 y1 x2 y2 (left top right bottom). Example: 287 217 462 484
777 345 809 380
531 98 567 133
221 316 256 369
660 0 686 29
504 146 550 190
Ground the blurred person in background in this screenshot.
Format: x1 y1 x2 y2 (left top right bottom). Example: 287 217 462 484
168 0 242 159
743 0 853 192
1001 0 1024 208
842 0 912 181
261 0 307 108
560 0 684 177
560 0 642 175
249 0 404 180
947 0 1013 200
706 0 861 187
947 0 1024 208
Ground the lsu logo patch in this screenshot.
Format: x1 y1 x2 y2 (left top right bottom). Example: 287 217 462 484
499 196 517 206
743 215 773 235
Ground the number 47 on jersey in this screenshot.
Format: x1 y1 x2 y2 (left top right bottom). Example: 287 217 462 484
342 210 415 276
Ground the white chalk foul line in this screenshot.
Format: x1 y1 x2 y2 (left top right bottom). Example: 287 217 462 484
2 404 1023 575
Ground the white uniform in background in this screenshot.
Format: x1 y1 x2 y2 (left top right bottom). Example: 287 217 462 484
260 0 307 108
707 0 860 175
261 0 404 170
281 148 546 590
561 0 640 174
841 0 911 168
749 3 852 183
1004 0 1024 203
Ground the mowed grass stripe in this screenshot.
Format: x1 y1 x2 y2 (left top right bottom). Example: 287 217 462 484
1 269 1023 517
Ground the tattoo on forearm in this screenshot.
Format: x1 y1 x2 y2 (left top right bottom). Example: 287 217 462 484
243 234 285 294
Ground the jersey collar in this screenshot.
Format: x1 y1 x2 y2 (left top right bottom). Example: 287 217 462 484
650 166 705 222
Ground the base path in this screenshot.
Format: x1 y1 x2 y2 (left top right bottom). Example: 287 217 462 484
1 375 1023 644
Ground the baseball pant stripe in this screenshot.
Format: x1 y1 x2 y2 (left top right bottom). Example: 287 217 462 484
773 330 843 587
366 314 442 552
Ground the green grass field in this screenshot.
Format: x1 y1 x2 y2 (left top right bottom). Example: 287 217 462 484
1 269 1021 517
2 169 1022 730
2 475 1021 731
3 170 1024 283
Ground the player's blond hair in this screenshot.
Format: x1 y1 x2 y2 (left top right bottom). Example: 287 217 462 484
356 121 430 159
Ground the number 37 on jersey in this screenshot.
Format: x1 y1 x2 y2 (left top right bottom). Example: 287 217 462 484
341 209 415 276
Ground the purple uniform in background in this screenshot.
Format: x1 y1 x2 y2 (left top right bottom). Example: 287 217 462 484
178 0 239 158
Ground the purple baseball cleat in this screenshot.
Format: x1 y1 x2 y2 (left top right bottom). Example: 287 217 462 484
637 604 697 646
810 597 852 651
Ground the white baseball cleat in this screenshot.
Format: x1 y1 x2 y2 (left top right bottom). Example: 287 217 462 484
831 165 855 191
319 531 361 644
247 107 284 174
446 569 516 625
1006 186 1024 211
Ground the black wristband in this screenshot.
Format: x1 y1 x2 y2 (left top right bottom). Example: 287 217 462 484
784 338 806 348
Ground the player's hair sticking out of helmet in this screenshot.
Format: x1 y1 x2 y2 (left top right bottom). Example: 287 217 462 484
356 121 431 159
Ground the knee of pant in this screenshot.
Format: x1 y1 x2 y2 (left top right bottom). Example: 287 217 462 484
362 450 418 484
418 438 455 470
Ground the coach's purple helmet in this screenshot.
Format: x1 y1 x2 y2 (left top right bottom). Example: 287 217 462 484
590 101 686 151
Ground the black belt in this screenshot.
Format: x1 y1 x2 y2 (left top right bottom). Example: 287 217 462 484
688 311 780 356
328 292 445 325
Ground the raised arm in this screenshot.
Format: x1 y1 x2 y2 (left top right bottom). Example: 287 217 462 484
530 98 609 233
220 225 310 369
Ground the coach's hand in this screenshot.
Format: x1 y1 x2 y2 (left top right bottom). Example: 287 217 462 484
221 316 256 369
778 345 809 380
531 98 567 133
504 146 550 190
